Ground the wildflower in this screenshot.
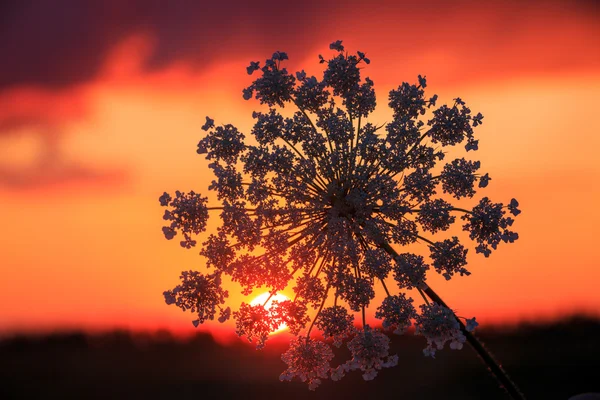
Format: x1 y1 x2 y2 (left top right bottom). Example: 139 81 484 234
375 294 417 334
233 302 277 349
415 303 466 358
158 191 171 206
333 325 398 381
329 40 344 52
218 307 231 323
465 137 479 151
159 40 521 390
465 317 479 332
163 271 229 325
393 253 430 290
270 299 310 335
246 61 260 75
416 199 456 234
201 116 215 131
362 248 393 280
159 190 209 248
293 273 326 308
479 172 491 188
508 198 521 216
280 337 334 390
315 305 356 347
429 237 469 280
441 158 481 199
462 197 518 257
356 50 370 64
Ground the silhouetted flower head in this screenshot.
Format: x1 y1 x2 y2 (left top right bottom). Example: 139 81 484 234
375 293 417 334
315 305 356 347
280 337 334 390
332 325 398 381
159 40 520 389
415 303 467 358
163 271 229 326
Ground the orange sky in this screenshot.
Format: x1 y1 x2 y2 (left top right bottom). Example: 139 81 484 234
0 1 599 341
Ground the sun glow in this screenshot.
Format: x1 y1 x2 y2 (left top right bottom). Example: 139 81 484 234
250 292 290 334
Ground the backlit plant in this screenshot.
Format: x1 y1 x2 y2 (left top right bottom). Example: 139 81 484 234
159 40 524 398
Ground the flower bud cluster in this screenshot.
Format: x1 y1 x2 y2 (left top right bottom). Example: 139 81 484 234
163 271 229 326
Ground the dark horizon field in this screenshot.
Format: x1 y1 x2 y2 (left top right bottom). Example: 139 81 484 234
2 315 599 400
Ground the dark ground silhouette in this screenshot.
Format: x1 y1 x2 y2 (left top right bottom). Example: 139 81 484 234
1 315 599 400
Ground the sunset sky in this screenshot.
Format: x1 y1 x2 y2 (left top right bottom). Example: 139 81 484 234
1 0 599 341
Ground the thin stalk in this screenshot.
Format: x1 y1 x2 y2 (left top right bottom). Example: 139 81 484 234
379 241 526 400
306 284 331 339
416 287 430 305
423 285 526 400
361 306 366 327
379 278 391 296
293 102 339 183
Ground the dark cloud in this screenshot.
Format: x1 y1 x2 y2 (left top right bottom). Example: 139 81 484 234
0 1 139 90
0 0 597 92
0 0 337 192
0 0 596 190
0 0 331 91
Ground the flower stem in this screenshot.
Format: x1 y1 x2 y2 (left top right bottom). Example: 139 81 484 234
422 285 526 400
379 241 526 400
306 284 330 340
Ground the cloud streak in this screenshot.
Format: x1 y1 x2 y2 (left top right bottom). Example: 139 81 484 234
0 0 597 91
0 86 128 190
0 130 128 190
0 0 597 190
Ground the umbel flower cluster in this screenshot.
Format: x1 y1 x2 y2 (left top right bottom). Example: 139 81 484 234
160 40 520 390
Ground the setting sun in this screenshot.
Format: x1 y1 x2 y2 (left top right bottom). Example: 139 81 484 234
250 292 290 334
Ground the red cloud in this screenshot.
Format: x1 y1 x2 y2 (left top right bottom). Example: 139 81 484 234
1 0 597 91
0 87 129 191
0 0 597 190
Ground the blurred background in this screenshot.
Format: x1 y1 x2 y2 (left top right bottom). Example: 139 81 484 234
0 0 599 398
